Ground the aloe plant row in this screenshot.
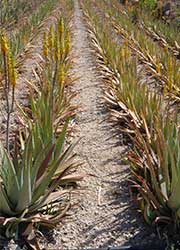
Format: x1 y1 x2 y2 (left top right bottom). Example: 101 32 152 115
129 1 180 50
107 0 180 59
138 21 180 60
0 0 45 29
0 0 60 68
0 1 82 248
81 0 180 230
92 0 180 104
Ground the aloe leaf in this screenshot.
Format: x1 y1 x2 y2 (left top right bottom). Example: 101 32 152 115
53 119 69 160
168 177 180 211
22 134 33 181
30 139 77 210
31 141 54 186
36 144 55 181
0 183 14 216
0 142 20 206
15 134 34 212
168 144 178 197
16 156 32 213
44 190 69 206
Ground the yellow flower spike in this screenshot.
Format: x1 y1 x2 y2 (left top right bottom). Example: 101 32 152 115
156 63 161 74
121 47 125 60
168 57 173 73
60 38 65 57
58 17 64 39
1 31 9 56
58 66 65 89
9 55 17 87
120 47 124 59
54 34 60 61
156 58 161 74
7 52 12 83
48 25 54 50
164 45 168 54
65 31 71 55
11 67 17 87
43 32 48 59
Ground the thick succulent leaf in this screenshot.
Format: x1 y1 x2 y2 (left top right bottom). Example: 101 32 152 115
31 123 44 157
30 121 70 202
22 134 33 181
15 162 32 213
0 142 20 206
168 144 179 198
30 140 77 211
0 183 14 216
59 172 89 184
53 119 69 160
168 177 180 211
30 145 71 205
15 135 33 212
31 141 55 185
54 158 83 178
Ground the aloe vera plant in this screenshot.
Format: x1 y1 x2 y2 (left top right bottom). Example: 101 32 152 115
129 113 180 226
0 120 78 240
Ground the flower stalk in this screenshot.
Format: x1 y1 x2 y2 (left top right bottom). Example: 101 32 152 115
0 31 16 153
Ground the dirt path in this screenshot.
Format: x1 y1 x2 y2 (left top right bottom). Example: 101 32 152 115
53 0 159 249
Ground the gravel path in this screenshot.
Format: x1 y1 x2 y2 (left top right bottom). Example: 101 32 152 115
55 0 159 249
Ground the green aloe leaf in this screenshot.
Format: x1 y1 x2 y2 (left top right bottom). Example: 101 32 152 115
0 183 14 216
15 162 32 213
30 140 77 211
168 177 180 211
0 142 20 206
31 141 55 186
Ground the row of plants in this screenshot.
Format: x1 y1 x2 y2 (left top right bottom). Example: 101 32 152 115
0 1 82 249
0 0 61 68
111 0 180 59
0 0 46 29
93 0 180 104
81 0 180 233
131 0 180 46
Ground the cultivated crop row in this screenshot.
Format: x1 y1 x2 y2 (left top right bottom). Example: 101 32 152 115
81 0 180 230
0 1 82 248
91 0 180 105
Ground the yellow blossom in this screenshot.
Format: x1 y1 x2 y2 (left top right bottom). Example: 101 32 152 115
1 31 9 55
58 17 64 39
9 55 17 87
48 25 54 49
58 66 65 88
54 34 60 61
65 31 71 55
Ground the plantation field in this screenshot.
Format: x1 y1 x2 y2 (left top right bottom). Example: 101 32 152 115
0 0 180 249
